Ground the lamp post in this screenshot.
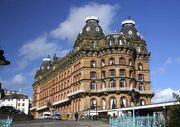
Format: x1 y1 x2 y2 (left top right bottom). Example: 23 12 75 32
130 89 138 126
0 48 10 66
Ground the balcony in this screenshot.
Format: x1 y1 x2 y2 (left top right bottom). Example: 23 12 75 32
67 89 86 97
30 107 37 111
36 105 47 111
52 98 70 106
139 90 154 95
97 87 133 93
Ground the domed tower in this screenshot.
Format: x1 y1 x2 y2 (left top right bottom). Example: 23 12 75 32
74 16 105 51
120 17 148 53
35 55 52 80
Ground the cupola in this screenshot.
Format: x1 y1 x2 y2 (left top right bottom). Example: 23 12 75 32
81 16 104 39
120 16 141 40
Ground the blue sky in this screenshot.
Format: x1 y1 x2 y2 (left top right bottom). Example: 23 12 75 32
0 0 180 102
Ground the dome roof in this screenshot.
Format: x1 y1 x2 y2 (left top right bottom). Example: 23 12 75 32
120 17 141 40
81 16 104 38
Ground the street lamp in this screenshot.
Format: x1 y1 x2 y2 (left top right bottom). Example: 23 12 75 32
0 48 10 66
130 89 139 126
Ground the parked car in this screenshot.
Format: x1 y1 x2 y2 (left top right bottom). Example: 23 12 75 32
53 112 61 120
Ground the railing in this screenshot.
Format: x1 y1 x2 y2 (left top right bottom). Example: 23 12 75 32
109 115 164 127
0 117 12 127
67 89 85 97
52 98 69 106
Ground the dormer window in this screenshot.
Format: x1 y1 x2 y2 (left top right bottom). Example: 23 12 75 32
119 39 123 45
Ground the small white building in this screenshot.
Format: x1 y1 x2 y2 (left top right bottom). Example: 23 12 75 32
0 89 30 115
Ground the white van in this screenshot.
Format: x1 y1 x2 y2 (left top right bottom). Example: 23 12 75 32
41 112 52 119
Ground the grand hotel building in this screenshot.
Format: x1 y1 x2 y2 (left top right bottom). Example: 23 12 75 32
31 16 154 118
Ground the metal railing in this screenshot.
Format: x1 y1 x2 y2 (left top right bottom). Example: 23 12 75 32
0 117 12 127
109 115 165 127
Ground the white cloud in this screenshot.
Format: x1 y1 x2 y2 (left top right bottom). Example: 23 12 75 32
19 36 58 61
152 88 176 103
11 73 26 86
17 3 119 69
50 3 119 42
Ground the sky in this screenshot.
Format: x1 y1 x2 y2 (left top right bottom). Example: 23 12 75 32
0 0 180 103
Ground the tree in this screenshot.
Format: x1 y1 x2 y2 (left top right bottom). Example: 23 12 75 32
168 105 180 127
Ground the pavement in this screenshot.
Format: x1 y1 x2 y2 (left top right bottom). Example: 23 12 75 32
12 119 109 127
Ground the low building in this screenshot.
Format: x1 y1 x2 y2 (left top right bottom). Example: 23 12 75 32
0 86 30 115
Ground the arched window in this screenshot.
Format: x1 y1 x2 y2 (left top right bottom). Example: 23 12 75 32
119 57 125 65
101 80 106 89
120 79 126 87
90 81 96 90
138 63 143 70
101 98 106 110
110 79 115 88
90 60 96 68
101 59 105 67
109 58 115 65
90 72 96 80
120 96 127 108
110 97 116 109
90 98 97 109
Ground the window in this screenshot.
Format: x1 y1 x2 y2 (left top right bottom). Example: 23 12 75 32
110 97 116 109
120 79 125 87
90 72 96 80
101 71 105 79
120 69 125 77
138 74 144 81
109 69 115 77
119 57 125 65
119 39 123 45
90 82 96 90
109 58 115 65
90 60 96 68
18 103 20 106
102 98 106 110
101 80 106 89
22 103 25 106
129 59 132 66
101 59 105 67
90 98 97 109
129 70 133 78
129 80 133 89
139 83 144 91
140 99 145 106
110 79 115 88
138 63 143 70
91 42 96 48
120 97 127 108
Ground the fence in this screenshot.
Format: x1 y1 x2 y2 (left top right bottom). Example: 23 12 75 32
0 117 12 127
109 115 164 127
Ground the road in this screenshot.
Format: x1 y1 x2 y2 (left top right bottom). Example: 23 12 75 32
13 119 109 127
